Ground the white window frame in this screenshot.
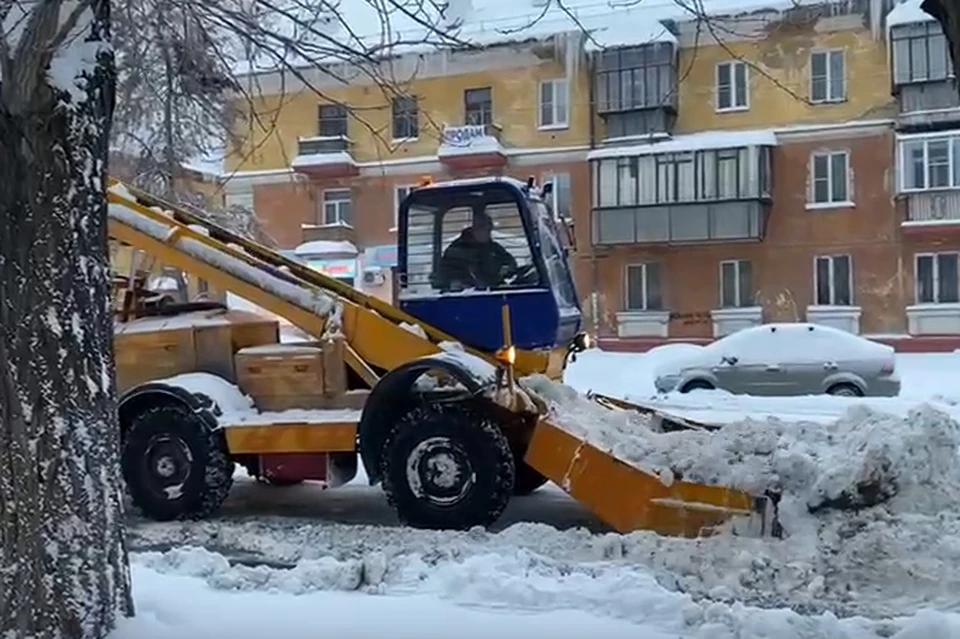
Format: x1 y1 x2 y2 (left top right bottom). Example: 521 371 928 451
719 259 752 308
392 183 416 229
322 189 351 226
899 134 960 193
809 49 846 104
715 61 749 112
813 254 854 306
915 252 960 304
624 262 661 311
808 150 852 207
538 78 569 129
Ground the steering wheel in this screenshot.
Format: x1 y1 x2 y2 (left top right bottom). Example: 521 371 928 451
501 263 539 287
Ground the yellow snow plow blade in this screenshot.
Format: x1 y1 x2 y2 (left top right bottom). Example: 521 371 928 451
523 419 777 538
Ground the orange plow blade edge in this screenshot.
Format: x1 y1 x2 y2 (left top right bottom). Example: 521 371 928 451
523 418 780 538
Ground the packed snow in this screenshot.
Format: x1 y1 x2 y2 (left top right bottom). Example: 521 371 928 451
117 349 960 637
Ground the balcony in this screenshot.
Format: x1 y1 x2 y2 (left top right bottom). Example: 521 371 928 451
593 201 768 244
291 135 358 178
889 20 959 130
900 190 960 236
589 132 775 245
896 82 960 129
437 124 506 170
592 43 678 140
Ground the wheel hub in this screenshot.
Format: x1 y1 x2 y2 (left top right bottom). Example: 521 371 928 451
142 435 193 500
406 436 475 506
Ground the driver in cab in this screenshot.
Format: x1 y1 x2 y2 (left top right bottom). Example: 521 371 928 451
433 212 517 291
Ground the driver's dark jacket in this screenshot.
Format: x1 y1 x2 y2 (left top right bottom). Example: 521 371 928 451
432 230 517 290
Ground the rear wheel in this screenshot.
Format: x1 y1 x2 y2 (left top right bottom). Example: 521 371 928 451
380 402 515 530
827 383 862 397
121 403 234 521
680 379 714 393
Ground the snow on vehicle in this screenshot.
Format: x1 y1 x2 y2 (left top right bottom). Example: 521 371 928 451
107 176 779 539
653 323 901 397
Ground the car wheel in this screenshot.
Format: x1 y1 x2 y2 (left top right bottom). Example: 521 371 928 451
680 380 715 393
827 383 863 397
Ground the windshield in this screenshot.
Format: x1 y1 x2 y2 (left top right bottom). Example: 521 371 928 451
530 199 579 311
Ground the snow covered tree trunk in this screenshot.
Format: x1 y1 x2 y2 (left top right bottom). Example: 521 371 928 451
0 1 134 637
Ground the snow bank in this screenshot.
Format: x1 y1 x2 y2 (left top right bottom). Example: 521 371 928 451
521 375 960 525
119 542 960 639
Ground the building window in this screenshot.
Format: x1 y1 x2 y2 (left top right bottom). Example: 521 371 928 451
322 189 351 226
814 255 852 306
891 22 952 85
716 61 748 111
318 104 348 138
464 87 493 126
719 260 753 308
900 134 960 191
916 253 960 304
810 151 850 205
539 79 569 129
393 184 416 226
592 146 769 207
595 43 675 113
625 263 662 311
810 49 846 103
391 96 418 140
543 172 571 219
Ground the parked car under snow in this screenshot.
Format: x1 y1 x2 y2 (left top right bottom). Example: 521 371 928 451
653 323 900 397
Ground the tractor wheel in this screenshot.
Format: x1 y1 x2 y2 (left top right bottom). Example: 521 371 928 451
121 402 234 521
380 402 515 530
513 462 549 496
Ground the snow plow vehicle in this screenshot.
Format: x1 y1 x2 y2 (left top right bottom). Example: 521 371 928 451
107 176 779 538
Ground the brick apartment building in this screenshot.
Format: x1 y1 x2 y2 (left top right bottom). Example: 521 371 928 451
219 0 960 349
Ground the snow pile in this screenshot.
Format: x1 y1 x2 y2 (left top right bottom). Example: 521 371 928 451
122 542 960 638
521 375 960 524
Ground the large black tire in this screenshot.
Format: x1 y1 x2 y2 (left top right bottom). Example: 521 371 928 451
121 403 234 521
512 454 549 496
380 402 515 530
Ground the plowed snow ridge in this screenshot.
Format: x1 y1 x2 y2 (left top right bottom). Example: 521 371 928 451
128 376 960 632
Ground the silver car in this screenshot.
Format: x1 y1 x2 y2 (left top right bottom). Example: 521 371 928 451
653 323 900 397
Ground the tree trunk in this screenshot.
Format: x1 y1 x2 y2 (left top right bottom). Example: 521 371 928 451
0 2 134 638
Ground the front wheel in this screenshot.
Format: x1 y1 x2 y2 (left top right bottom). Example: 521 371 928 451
681 379 715 393
827 383 862 397
121 402 234 521
380 403 515 530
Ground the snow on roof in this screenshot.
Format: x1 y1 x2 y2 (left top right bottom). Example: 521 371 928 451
291 152 356 169
586 129 777 160
886 0 936 29
234 0 830 75
294 240 359 256
182 151 225 178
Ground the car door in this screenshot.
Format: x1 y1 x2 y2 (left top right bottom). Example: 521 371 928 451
710 328 785 395
779 326 845 395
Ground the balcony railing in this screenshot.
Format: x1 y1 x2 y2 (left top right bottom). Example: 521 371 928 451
297 135 351 155
897 81 960 128
437 124 504 159
592 200 768 244
901 190 960 225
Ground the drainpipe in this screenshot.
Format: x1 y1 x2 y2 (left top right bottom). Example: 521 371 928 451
587 51 601 337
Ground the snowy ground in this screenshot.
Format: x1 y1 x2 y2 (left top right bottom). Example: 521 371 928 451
112 350 960 638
